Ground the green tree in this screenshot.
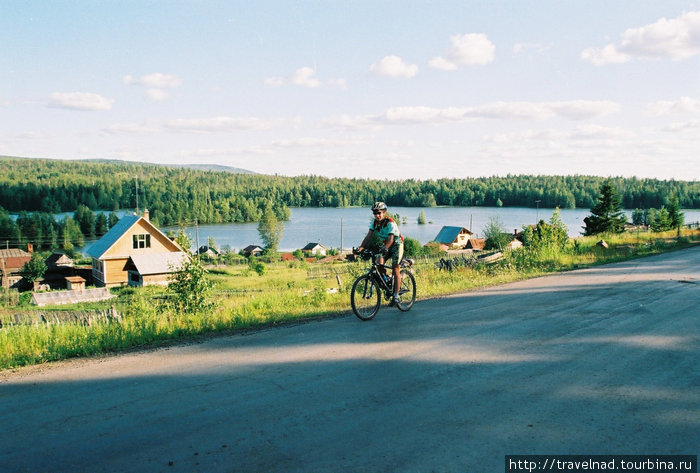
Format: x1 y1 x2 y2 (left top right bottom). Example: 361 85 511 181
257 203 284 253
651 207 671 232
173 229 192 253
74 204 96 238
483 216 512 250
583 181 627 235
19 252 47 290
168 256 214 314
108 212 120 228
666 195 684 230
631 208 645 226
403 236 423 257
0 206 20 246
521 209 568 251
60 215 84 250
417 210 427 225
95 212 109 236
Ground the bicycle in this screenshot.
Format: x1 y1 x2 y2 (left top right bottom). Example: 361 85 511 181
350 248 416 321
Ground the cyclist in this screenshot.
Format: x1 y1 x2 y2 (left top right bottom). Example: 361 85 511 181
356 202 404 306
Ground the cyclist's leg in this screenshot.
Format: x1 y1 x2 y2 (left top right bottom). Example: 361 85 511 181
390 242 403 295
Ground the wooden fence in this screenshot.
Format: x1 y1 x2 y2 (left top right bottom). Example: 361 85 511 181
0 307 122 328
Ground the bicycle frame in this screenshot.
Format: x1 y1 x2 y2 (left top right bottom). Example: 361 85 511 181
350 248 416 321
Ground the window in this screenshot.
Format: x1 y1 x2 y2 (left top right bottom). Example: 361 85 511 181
133 234 151 249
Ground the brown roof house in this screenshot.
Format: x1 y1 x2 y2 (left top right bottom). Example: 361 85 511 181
0 248 32 289
87 210 188 287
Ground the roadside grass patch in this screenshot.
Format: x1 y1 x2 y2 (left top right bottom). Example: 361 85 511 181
1 228 698 370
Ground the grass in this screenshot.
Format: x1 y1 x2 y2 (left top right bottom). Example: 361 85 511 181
1 228 698 371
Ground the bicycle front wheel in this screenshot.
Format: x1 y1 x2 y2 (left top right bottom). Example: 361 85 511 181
351 275 381 321
396 269 416 312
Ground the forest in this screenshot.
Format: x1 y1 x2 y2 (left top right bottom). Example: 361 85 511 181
2 156 699 232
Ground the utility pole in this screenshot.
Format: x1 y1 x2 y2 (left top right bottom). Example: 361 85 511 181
135 176 139 214
340 218 343 252
195 219 200 257
535 200 541 222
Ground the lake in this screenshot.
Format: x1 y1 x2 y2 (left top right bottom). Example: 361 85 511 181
164 206 700 253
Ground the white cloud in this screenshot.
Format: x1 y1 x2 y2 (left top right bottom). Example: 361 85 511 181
265 67 324 88
429 33 495 70
292 67 322 88
146 88 170 102
165 116 293 133
513 42 551 55
582 11 700 65
568 124 636 140
325 100 619 130
123 73 181 102
48 92 114 111
646 96 700 115
264 77 286 88
581 44 631 65
370 55 418 78
662 120 700 132
123 73 182 88
271 137 365 148
102 122 160 135
328 78 348 90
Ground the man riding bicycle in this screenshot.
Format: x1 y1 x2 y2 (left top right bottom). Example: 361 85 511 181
356 202 404 306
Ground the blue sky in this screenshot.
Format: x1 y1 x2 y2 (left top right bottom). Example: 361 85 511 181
2 1 700 180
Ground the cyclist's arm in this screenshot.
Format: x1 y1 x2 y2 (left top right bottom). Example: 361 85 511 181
357 229 374 252
383 234 395 251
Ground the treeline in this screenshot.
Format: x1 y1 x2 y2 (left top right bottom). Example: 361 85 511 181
2 157 699 229
0 205 120 253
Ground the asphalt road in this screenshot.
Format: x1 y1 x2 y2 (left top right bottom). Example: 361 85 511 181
2 248 699 473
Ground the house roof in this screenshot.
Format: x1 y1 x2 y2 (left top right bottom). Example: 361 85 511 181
433 226 472 244
126 252 189 276
86 214 182 259
0 249 31 259
197 245 219 255
302 242 325 250
1 255 31 272
45 252 74 269
465 238 485 250
86 214 141 258
243 245 263 252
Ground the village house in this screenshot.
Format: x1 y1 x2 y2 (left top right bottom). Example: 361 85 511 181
302 242 327 256
196 245 219 259
242 245 264 257
432 226 473 250
0 248 31 289
87 210 188 287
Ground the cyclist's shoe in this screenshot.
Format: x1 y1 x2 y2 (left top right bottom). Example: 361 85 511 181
389 295 400 307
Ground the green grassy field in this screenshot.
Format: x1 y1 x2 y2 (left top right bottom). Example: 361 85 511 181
1 228 698 371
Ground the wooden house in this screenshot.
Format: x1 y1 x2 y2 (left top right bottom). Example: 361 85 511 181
0 248 31 289
242 245 264 257
302 242 327 256
433 226 473 248
87 210 187 287
465 238 486 250
124 252 189 287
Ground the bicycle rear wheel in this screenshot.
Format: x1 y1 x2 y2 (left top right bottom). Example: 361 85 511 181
396 269 416 312
351 275 381 321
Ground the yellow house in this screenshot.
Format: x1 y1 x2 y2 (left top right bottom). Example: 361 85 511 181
87 210 187 287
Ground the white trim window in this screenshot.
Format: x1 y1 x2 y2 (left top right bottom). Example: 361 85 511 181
133 234 151 249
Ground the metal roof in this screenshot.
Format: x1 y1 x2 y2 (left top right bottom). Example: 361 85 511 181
127 252 189 275
86 214 141 259
433 226 472 244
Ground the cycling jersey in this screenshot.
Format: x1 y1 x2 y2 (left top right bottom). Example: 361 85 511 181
370 217 402 246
